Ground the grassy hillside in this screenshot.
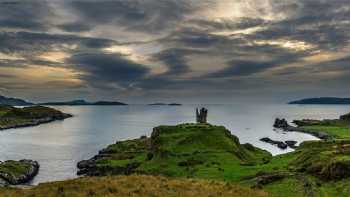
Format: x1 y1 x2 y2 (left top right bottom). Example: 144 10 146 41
300 120 350 140
76 123 350 196
0 175 267 197
78 123 272 180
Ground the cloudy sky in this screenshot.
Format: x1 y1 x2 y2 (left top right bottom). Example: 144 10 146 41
0 0 349 103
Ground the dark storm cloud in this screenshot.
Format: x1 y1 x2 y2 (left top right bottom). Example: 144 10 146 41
207 60 276 78
0 1 53 31
67 53 150 89
57 23 92 33
0 31 117 55
152 49 197 76
249 0 350 50
68 0 197 33
166 29 228 48
1 0 350 102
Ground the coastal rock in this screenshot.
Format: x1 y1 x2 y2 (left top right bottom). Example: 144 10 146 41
260 138 288 149
77 159 97 176
273 118 331 140
255 172 287 185
273 118 290 129
321 160 350 180
340 113 350 121
0 160 39 185
285 141 298 149
292 119 323 127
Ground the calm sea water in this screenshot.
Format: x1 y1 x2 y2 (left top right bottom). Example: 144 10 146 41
1 104 350 185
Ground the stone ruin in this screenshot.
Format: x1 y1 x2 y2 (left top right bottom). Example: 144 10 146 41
196 108 208 123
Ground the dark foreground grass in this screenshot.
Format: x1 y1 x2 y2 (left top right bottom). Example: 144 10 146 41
0 175 267 197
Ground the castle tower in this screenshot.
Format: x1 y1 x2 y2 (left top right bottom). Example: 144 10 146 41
196 108 208 123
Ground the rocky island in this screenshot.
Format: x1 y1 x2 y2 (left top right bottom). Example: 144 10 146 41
0 160 39 186
0 105 72 130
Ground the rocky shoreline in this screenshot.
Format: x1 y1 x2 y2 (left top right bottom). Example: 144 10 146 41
273 118 331 140
260 137 297 149
0 160 40 186
0 115 72 130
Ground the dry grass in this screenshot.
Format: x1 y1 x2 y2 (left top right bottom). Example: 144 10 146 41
0 175 267 197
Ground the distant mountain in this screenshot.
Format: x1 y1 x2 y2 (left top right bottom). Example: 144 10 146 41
149 103 182 106
0 95 33 106
40 100 127 106
289 97 350 104
168 103 182 106
149 103 167 105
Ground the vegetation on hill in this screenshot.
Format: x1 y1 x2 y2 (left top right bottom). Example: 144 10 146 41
0 106 72 129
78 124 272 179
294 118 350 140
0 175 267 197
76 123 350 196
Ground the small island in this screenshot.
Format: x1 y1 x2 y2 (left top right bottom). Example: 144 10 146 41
289 97 350 104
0 105 72 130
0 160 39 186
149 103 182 106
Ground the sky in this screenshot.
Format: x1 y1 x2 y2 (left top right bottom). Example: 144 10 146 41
0 0 350 104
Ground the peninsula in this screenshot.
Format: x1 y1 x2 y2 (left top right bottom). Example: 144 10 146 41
289 97 350 104
0 105 72 130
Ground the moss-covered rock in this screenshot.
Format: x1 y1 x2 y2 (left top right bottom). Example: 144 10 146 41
291 140 350 180
0 160 39 186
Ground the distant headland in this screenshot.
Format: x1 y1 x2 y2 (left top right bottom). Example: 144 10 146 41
289 97 350 104
0 95 33 106
39 100 128 106
0 95 128 106
148 103 182 106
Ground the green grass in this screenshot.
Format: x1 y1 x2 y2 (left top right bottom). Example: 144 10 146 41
263 178 305 197
0 160 32 177
78 123 350 196
89 124 272 180
0 175 268 197
302 125 350 139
